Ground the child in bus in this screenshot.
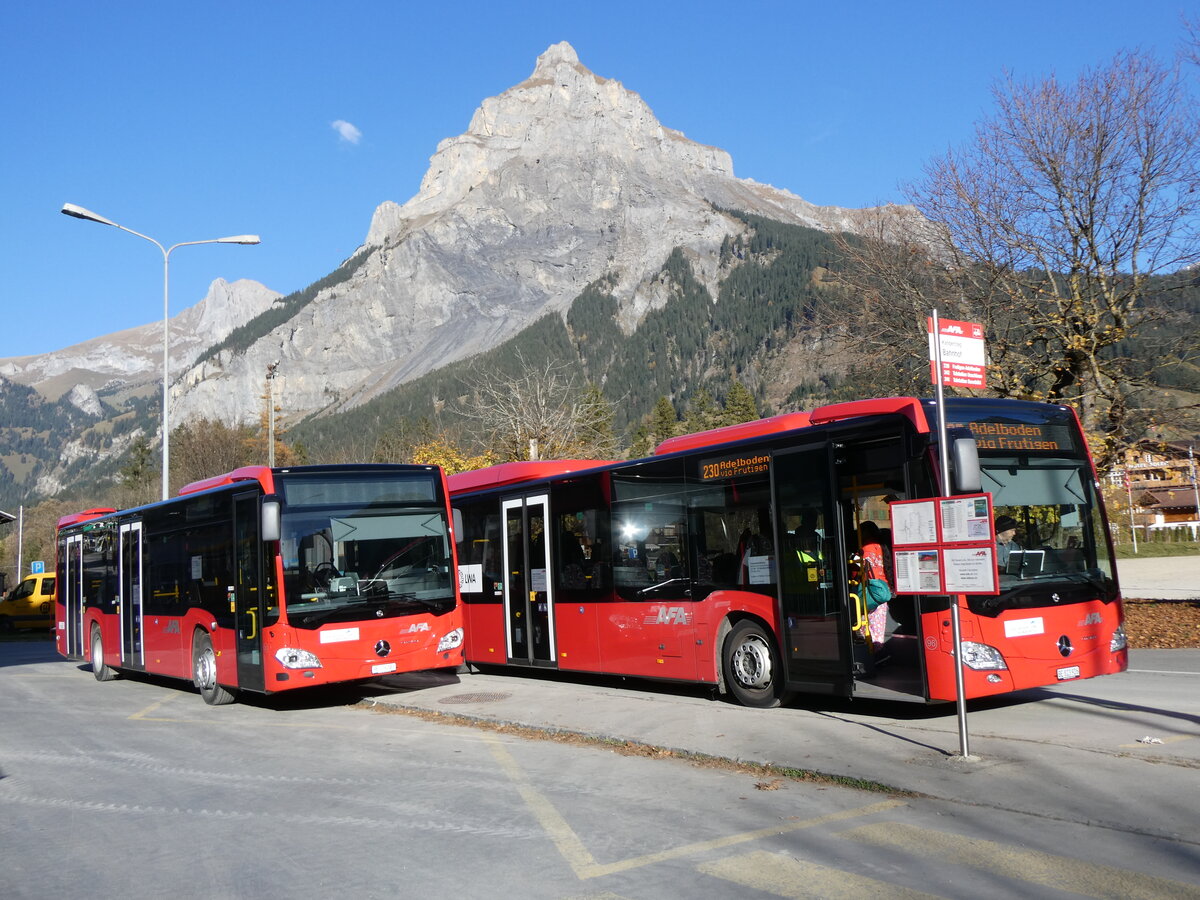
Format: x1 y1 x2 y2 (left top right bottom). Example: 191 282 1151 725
859 520 892 651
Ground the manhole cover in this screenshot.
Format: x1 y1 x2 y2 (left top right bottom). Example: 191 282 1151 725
439 691 512 704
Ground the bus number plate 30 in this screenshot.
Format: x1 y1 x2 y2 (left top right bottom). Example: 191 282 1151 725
1056 665 1080 681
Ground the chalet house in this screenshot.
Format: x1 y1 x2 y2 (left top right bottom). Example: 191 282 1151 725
1109 440 1199 537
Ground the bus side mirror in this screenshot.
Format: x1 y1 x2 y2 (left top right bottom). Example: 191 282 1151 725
452 508 463 544
261 497 281 542
950 432 982 493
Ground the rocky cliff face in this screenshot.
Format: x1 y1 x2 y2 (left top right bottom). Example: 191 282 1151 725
172 41 877 426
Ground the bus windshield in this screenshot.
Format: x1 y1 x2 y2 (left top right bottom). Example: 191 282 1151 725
981 455 1116 597
277 471 456 626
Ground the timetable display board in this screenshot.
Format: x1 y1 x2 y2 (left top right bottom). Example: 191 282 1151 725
890 493 999 596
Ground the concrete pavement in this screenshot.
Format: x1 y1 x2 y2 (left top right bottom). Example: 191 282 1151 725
367 649 1200 846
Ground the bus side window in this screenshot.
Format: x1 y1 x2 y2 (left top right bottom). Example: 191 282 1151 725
550 477 611 596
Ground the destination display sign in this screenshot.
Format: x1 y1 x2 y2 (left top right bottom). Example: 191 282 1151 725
948 418 1075 454
699 453 770 481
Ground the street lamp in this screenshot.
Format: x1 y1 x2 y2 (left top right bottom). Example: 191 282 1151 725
265 360 280 467
61 203 260 500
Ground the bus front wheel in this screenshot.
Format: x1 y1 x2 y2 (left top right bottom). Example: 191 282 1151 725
722 620 783 708
192 632 235 706
90 625 116 682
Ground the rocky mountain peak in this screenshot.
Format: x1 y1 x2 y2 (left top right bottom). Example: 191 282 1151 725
366 42 733 246
531 40 581 74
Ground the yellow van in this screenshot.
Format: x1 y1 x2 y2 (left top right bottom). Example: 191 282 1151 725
1 572 56 632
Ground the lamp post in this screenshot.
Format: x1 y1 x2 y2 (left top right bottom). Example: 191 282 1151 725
61 203 260 500
265 360 280 467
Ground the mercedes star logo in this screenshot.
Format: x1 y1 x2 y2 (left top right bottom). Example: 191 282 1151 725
1057 635 1073 657
375 640 391 658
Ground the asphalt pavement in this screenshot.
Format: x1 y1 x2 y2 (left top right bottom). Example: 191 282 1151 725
367 647 1200 847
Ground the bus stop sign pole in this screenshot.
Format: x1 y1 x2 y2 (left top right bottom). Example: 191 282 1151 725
931 309 973 760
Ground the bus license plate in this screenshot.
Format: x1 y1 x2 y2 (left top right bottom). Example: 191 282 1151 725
1056 665 1080 681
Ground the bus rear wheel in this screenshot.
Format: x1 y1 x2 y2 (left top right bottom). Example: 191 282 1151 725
192 632 235 706
722 620 783 708
90 625 116 682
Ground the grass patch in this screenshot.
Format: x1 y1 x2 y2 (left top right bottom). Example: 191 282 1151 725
1113 542 1200 559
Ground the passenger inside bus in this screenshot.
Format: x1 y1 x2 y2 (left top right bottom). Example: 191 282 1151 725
856 520 892 651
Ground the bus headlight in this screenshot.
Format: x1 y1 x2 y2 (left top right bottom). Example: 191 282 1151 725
437 628 464 653
274 648 323 669
959 641 1008 671
1110 624 1128 652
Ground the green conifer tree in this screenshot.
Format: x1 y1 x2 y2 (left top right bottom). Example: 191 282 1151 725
683 388 721 435
650 395 680 445
573 383 621 459
722 380 759 425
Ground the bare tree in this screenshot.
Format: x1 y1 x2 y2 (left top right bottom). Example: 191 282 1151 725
455 353 619 461
834 49 1200 468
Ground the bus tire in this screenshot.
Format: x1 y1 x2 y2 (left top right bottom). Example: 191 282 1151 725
90 624 117 682
722 619 782 708
192 632 235 706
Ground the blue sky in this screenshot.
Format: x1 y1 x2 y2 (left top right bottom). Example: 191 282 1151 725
2 1 1193 359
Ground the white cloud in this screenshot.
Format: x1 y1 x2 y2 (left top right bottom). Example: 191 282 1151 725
331 119 363 145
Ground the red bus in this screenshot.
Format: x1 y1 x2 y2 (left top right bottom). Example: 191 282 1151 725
56 464 464 705
448 397 1127 706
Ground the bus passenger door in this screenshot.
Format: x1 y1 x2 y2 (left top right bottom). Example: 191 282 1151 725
772 445 853 696
233 492 265 693
62 534 85 658
118 522 144 668
502 494 556 667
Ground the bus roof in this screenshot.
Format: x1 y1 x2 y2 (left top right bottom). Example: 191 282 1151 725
652 397 932 456
654 412 812 455
57 508 117 531
447 460 615 494
178 466 276 496
809 397 931 433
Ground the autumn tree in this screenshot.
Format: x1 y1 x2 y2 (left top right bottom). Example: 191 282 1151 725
832 49 1200 469
170 418 257 489
410 433 496 475
255 364 297 467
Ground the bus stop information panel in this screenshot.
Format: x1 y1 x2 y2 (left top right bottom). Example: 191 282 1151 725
890 494 999 596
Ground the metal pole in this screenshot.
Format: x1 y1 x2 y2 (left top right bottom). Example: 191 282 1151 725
268 375 275 467
1126 471 1138 553
1190 446 1199 541
267 361 279 467
932 309 972 759
161 246 172 500
16 505 23 579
